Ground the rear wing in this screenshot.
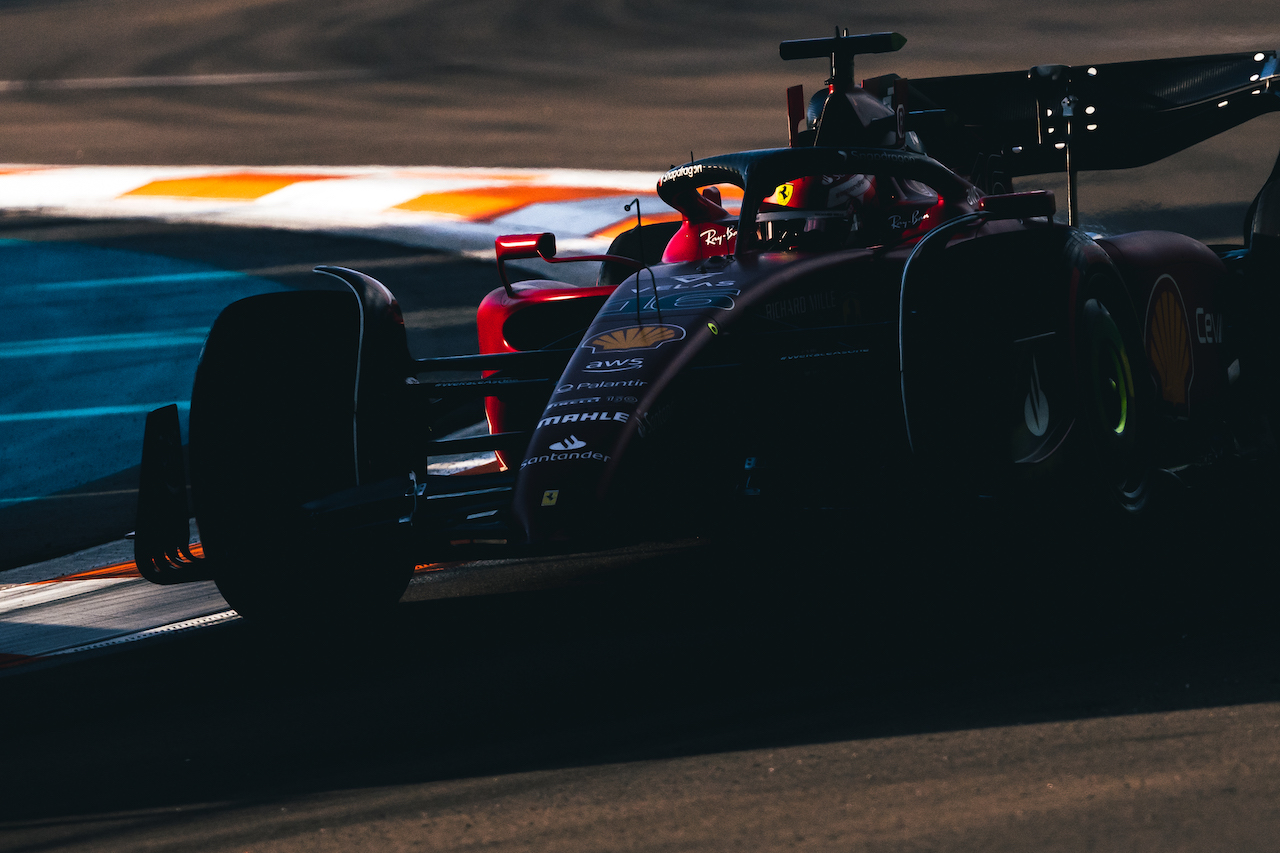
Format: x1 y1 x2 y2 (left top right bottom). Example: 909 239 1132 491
871 51 1280 183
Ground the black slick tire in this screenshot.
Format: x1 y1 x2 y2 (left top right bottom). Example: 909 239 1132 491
188 290 413 626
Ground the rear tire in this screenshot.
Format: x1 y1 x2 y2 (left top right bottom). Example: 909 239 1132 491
189 290 413 625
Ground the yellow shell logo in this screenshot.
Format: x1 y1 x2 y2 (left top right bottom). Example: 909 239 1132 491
587 325 683 351
1148 288 1190 405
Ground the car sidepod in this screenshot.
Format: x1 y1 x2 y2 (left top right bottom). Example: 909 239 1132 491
510 250 914 543
900 223 1156 513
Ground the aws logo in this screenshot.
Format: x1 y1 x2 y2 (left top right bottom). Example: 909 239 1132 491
584 357 643 373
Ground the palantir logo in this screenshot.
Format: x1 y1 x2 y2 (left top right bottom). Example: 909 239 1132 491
549 435 587 451
1024 357 1049 437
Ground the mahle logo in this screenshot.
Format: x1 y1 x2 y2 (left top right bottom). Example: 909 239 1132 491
538 411 630 428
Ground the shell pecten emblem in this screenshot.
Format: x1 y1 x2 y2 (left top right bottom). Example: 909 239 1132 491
1146 280 1192 406
586 324 686 352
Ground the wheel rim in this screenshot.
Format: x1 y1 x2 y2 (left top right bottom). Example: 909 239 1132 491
1098 342 1130 436
1083 296 1147 509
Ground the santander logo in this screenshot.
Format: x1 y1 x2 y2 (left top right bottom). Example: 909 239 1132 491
548 435 587 451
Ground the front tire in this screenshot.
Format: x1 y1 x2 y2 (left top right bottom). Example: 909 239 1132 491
189 290 413 625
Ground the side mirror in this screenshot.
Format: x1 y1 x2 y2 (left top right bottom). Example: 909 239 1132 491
495 232 557 262
979 190 1056 222
494 231 644 298
495 233 557 296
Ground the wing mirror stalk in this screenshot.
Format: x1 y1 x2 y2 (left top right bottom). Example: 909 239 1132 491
978 190 1056 222
495 232 645 297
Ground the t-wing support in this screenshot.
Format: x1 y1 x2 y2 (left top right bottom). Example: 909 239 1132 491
780 31 906 89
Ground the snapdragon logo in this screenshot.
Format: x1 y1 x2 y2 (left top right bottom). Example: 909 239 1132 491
663 163 706 181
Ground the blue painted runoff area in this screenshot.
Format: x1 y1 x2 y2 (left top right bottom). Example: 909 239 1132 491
0 239 283 505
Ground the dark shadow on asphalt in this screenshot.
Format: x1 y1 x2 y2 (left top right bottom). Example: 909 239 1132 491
3 491 1278 825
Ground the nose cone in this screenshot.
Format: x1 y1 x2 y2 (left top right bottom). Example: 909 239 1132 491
512 409 636 544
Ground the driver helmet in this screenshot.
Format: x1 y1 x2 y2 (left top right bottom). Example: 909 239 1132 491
757 173 875 250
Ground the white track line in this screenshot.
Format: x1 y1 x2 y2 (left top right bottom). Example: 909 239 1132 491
0 69 374 92
0 165 669 284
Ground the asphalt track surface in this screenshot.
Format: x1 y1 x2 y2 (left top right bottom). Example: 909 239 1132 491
3 218 1280 853
7 0 1280 849
5 500 1280 852
0 215 501 570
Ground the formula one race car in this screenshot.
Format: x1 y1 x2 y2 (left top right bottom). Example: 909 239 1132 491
136 32 1280 621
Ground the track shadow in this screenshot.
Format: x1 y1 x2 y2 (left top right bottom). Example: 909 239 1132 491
3 494 1278 825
